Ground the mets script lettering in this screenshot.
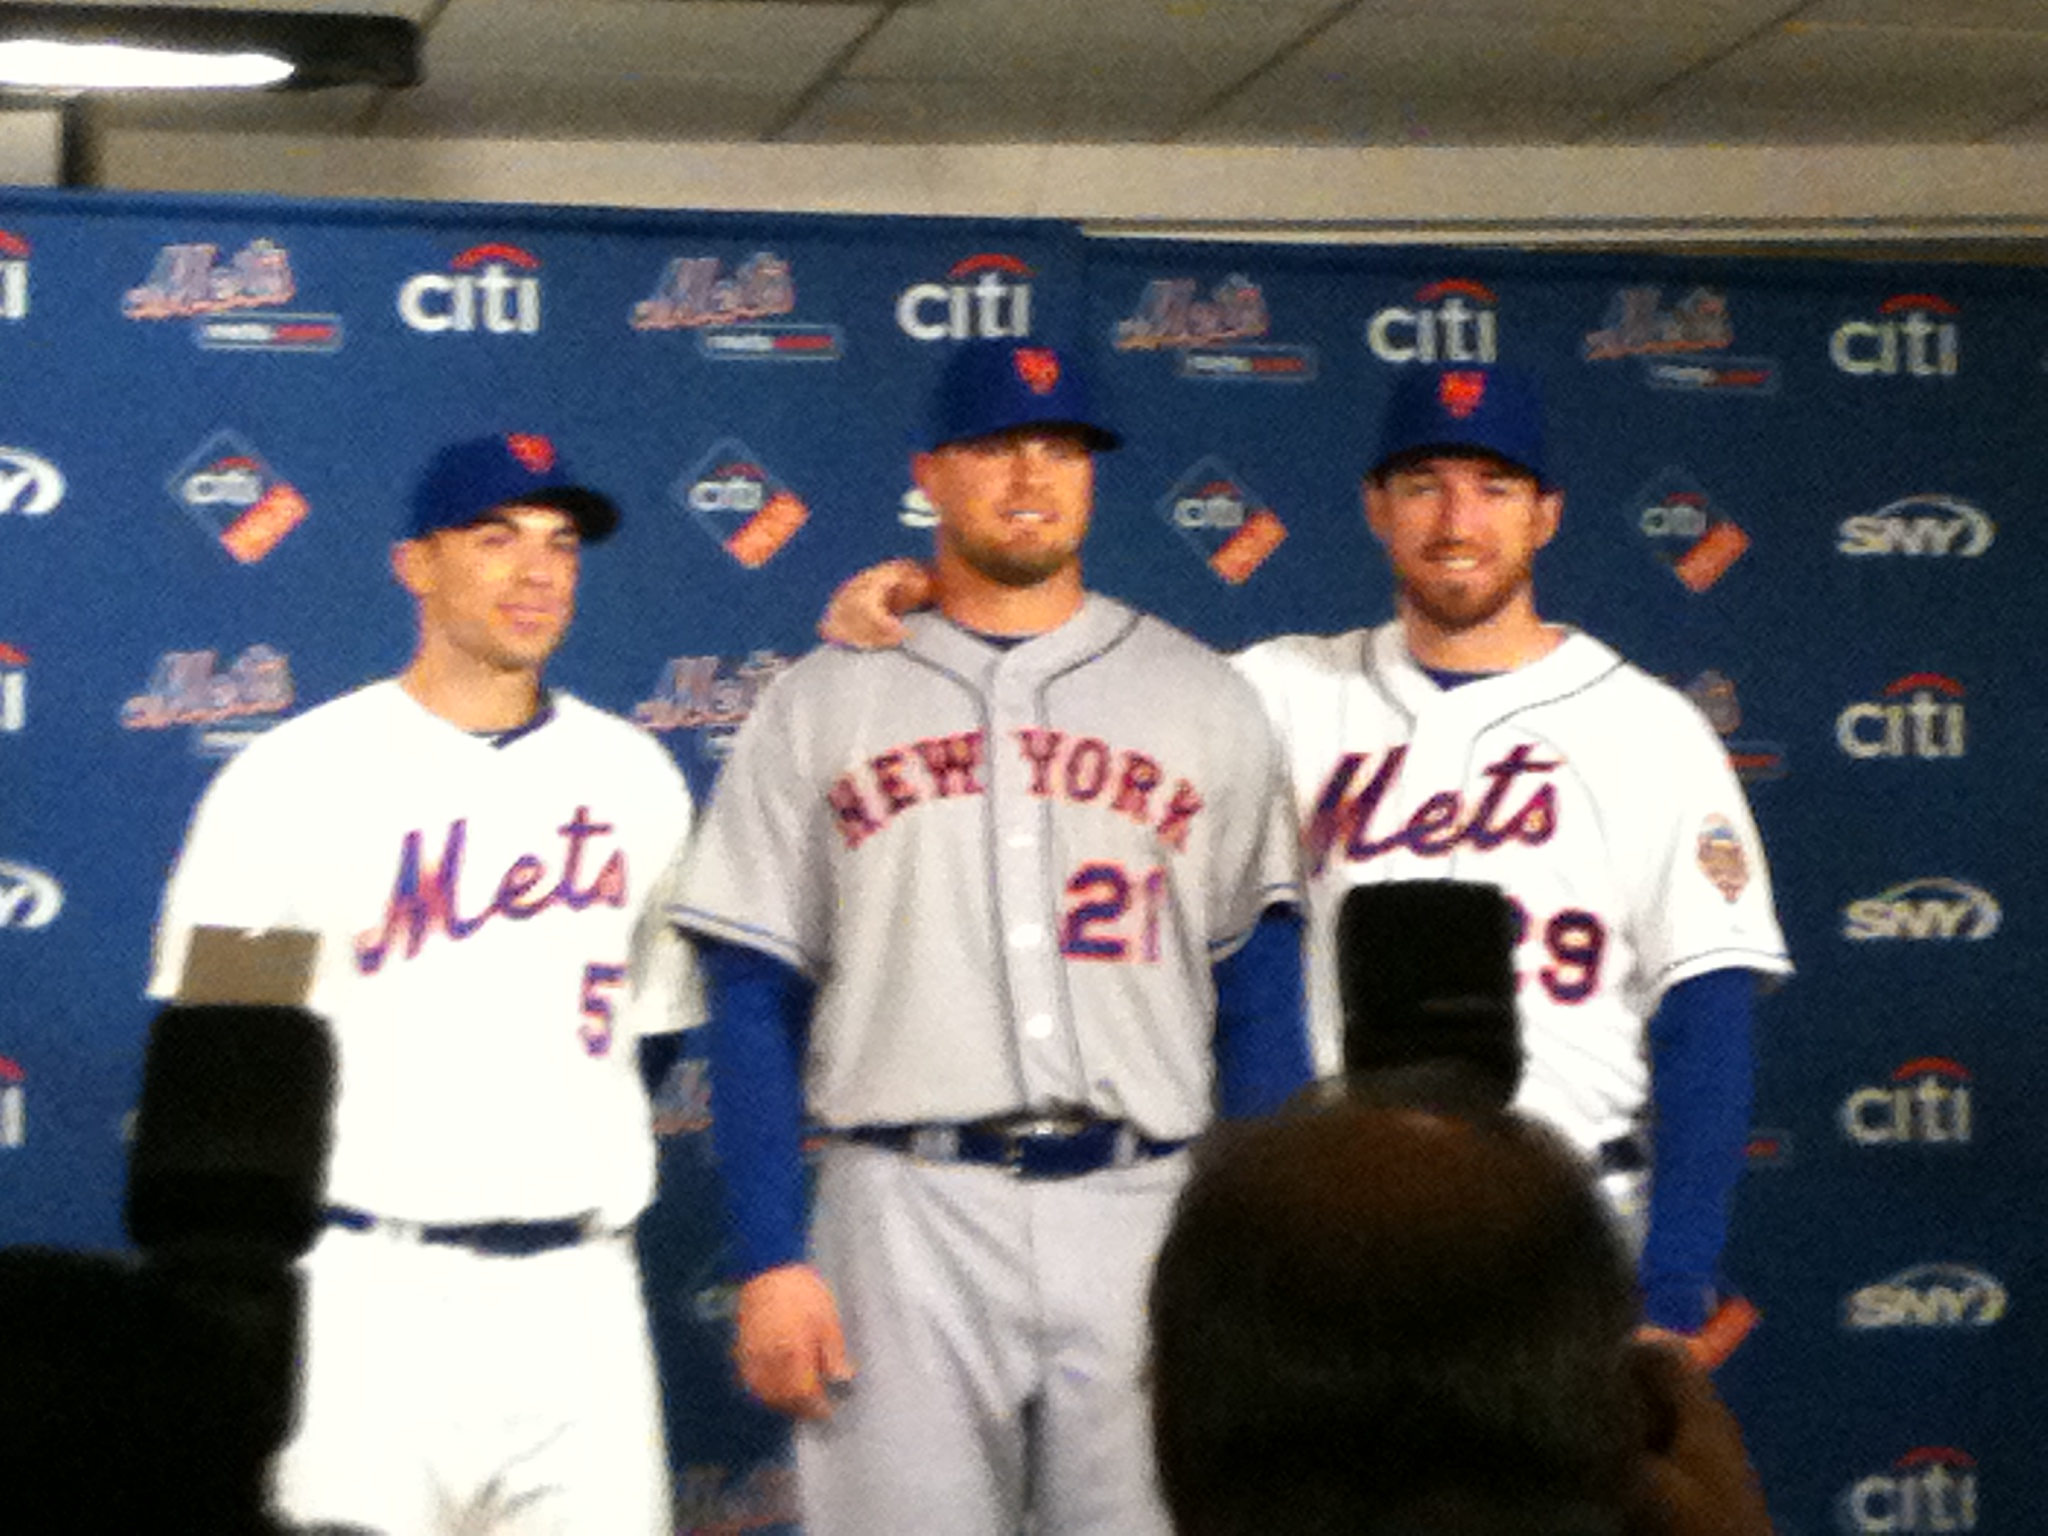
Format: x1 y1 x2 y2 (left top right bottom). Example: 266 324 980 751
355 806 628 973
1305 743 1558 875
829 728 1204 852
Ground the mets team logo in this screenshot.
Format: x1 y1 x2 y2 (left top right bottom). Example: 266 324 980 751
1015 347 1060 395
506 432 555 474
1439 370 1486 418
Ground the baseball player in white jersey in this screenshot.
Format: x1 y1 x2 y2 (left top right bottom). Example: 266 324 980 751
672 342 1309 1536
820 363 1790 1351
149 432 698 1536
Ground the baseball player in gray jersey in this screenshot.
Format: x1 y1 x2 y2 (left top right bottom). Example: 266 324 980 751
672 341 1309 1536
822 364 1790 1359
150 433 697 1535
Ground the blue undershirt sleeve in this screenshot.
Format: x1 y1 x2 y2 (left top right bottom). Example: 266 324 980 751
1211 906 1313 1120
694 935 816 1280
1641 966 1756 1333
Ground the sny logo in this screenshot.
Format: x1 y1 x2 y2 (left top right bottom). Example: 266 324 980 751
1367 279 1498 365
1841 1057 1972 1146
399 243 541 335
0 642 24 734
896 253 1031 341
1838 494 1994 558
0 228 28 322
1836 674 1966 760
0 859 63 930
1843 878 1999 942
1831 294 1959 378
0 446 65 517
1838 1448 1977 1533
1844 1264 2006 1331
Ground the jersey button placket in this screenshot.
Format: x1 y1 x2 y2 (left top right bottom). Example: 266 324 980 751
995 682 1071 1107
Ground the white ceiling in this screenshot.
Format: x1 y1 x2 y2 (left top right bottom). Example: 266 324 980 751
56 0 2048 150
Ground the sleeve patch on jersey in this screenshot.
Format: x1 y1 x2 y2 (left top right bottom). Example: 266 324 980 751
1696 815 1749 903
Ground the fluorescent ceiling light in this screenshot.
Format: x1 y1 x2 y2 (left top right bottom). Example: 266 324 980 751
0 40 293 91
0 6 418 93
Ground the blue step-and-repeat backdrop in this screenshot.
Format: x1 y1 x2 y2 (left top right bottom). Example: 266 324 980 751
1 186 2043 1534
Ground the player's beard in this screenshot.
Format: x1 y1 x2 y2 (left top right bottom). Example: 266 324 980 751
1398 548 1536 636
943 521 1082 589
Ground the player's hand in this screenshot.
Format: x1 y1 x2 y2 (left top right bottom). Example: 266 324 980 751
818 558 932 649
734 1262 855 1421
1622 1335 1773 1536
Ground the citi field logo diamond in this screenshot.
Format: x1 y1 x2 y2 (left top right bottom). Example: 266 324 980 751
1158 457 1286 585
166 430 310 564
673 439 810 569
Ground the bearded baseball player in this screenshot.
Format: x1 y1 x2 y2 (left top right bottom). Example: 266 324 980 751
821 363 1791 1348
149 433 697 1535
672 341 1309 1536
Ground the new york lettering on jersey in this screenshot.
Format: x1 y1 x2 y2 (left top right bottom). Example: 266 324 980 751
827 727 1205 852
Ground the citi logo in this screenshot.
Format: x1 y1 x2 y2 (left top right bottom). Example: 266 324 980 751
1836 674 1965 760
1839 494 1994 558
896 253 1031 341
1 642 23 733
1843 878 1999 942
0 859 63 929
1172 480 1253 530
399 243 541 334
1845 1264 2006 1331
0 447 64 517
1365 279 1497 364
1842 1058 1972 1146
0 228 27 321
0 1055 21 1148
1839 1448 1977 1533
1831 294 1959 378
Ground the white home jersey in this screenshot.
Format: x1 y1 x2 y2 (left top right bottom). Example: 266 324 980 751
150 680 699 1227
1234 621 1790 1152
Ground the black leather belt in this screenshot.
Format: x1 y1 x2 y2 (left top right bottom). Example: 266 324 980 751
1596 1135 1649 1175
324 1204 604 1257
844 1112 1188 1180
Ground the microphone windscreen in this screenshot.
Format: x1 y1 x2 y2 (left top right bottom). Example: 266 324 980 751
125 1004 336 1256
1336 881 1522 1101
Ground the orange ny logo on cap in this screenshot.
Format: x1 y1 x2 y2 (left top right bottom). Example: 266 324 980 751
1438 370 1486 419
1015 347 1060 396
506 433 556 473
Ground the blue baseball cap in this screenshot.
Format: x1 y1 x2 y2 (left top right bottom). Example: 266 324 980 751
923 342 1122 453
404 433 620 544
1370 366 1550 486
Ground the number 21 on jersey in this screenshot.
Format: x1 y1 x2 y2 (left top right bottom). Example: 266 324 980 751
1060 862 1169 963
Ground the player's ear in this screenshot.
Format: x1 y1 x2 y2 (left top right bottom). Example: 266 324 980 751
909 451 939 499
1362 477 1392 547
391 537 434 598
1533 488 1564 550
